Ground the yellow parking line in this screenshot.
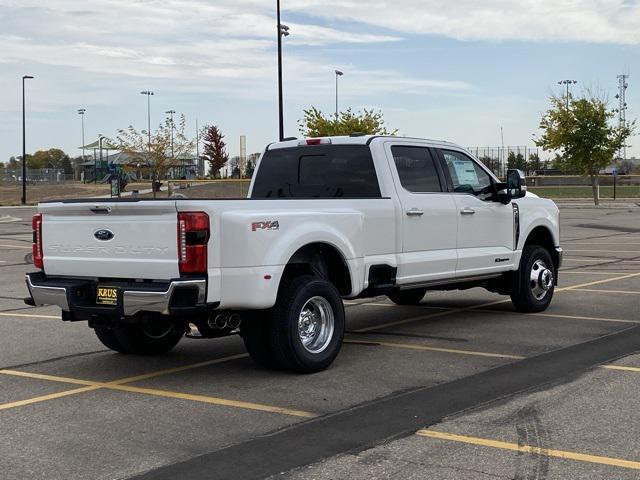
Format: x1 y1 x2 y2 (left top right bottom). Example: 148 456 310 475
557 272 640 291
111 354 250 384
568 249 640 254
0 386 101 411
568 288 640 295
0 354 314 417
344 339 523 360
417 430 640 470
523 312 639 324
106 384 316 418
601 365 640 373
0 312 59 320
560 271 634 275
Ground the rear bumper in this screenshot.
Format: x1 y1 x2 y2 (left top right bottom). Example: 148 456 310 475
25 272 207 317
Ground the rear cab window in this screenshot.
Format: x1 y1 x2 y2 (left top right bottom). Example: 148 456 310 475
251 145 381 198
390 146 442 193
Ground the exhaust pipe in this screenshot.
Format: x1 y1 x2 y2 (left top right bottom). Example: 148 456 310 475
207 314 228 330
227 313 242 329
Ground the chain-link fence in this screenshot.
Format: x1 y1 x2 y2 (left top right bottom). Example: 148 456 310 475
1 168 74 184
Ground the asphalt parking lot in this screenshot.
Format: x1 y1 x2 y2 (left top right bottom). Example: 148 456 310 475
1 205 639 480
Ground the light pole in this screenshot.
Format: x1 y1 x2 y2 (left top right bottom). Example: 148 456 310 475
276 0 290 141
558 79 577 109
78 109 86 182
140 91 154 155
334 70 344 120
97 134 105 184
21 75 34 205
166 110 175 158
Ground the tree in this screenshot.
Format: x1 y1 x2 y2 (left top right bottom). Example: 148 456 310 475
478 155 500 175
536 94 634 205
202 125 228 178
528 152 542 174
299 107 397 137
27 149 73 173
115 114 194 197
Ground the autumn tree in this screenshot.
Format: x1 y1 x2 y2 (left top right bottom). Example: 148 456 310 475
202 125 228 178
115 114 194 197
299 107 397 137
536 94 634 205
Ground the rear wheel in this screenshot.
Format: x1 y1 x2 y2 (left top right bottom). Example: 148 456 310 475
268 275 345 373
93 326 127 353
241 311 281 369
511 245 555 313
95 314 185 355
387 288 427 305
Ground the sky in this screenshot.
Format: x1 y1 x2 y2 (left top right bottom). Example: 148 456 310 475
0 0 638 162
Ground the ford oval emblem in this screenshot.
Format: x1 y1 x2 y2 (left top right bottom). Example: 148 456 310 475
94 229 114 241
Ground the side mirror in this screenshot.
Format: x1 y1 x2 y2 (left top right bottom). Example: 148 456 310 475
506 169 527 199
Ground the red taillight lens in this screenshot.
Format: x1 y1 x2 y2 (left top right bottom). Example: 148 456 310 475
177 212 209 275
32 213 43 269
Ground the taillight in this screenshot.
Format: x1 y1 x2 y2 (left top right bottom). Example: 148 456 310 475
32 213 43 269
177 212 209 275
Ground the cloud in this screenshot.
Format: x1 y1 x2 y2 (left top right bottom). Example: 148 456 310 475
286 0 640 44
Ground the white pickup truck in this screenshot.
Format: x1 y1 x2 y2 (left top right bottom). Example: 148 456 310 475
25 135 562 373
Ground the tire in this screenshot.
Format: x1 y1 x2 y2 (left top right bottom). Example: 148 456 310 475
241 311 281 369
93 326 128 353
511 245 556 313
268 275 345 374
387 288 427 305
111 315 184 355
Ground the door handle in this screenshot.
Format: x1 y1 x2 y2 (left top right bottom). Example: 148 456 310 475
406 209 424 217
460 208 476 215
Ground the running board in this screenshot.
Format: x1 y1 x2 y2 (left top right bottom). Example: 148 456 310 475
398 273 502 290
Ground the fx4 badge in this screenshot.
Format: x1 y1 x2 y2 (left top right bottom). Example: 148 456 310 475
251 221 280 232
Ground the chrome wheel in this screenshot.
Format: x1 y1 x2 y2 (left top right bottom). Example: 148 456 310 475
530 259 554 301
298 296 335 354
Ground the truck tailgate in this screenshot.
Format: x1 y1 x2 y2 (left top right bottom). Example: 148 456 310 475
39 201 180 280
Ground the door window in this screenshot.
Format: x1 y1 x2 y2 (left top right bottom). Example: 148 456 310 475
441 150 493 199
391 146 442 193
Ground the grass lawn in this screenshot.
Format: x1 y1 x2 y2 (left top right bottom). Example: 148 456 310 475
529 186 640 199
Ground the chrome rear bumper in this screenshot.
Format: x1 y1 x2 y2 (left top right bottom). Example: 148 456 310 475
25 273 206 317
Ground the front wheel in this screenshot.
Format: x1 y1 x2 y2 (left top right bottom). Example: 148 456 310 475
268 275 345 373
387 288 427 305
511 245 555 313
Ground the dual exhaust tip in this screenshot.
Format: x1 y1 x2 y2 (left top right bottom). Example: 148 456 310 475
207 312 241 330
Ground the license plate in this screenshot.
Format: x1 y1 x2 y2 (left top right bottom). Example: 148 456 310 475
96 286 119 306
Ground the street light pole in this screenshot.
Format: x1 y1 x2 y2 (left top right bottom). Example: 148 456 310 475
21 75 34 205
78 109 86 182
140 91 154 154
335 70 343 120
558 79 577 110
276 0 289 141
166 110 175 158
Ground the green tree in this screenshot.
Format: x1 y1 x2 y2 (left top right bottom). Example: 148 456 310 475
27 149 72 173
536 94 634 205
478 155 500 175
299 107 397 137
528 152 542 173
115 114 194 197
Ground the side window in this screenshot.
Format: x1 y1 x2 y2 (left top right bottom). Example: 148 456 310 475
441 150 492 199
391 146 442 193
